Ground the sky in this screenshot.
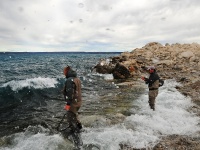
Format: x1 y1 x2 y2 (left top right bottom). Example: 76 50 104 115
0 0 200 52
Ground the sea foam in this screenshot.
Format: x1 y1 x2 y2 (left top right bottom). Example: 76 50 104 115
1 80 199 150
1 77 58 91
0 126 72 150
82 79 200 149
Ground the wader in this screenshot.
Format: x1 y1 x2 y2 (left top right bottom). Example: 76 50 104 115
148 89 158 111
148 80 159 111
58 111 83 149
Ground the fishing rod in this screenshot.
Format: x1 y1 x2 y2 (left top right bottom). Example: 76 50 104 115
56 112 67 131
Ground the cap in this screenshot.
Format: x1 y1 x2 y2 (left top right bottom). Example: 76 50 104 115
63 66 70 76
146 66 155 70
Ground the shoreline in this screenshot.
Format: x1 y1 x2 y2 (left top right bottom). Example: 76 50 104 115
94 42 200 149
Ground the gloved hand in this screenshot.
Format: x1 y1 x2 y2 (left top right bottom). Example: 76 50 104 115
64 104 70 111
141 76 146 81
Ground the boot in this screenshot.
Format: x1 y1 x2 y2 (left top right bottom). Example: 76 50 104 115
150 104 155 111
77 122 82 130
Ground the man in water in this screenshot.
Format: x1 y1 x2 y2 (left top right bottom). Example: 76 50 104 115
141 66 160 111
61 66 83 149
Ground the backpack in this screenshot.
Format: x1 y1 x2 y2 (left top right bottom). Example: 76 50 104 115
159 79 164 87
64 77 76 101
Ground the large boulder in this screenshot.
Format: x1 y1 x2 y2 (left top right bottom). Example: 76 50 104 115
112 63 131 79
94 63 113 74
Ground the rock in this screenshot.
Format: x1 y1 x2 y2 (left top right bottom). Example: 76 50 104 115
165 43 170 46
93 42 200 150
93 42 200 99
198 62 200 67
178 51 195 59
94 63 113 74
156 60 173 66
112 63 131 79
144 42 163 48
153 135 200 150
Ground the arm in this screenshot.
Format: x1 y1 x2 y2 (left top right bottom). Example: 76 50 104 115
141 76 149 84
148 73 160 88
141 73 159 86
62 85 71 105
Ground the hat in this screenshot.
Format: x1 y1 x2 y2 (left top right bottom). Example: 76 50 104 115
63 66 70 76
146 66 155 70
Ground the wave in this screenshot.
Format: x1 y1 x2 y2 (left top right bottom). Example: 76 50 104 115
0 77 64 119
0 125 73 150
1 80 199 150
1 77 59 91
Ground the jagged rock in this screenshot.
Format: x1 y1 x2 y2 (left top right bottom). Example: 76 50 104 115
94 42 200 83
93 42 200 149
112 63 131 79
94 63 113 74
93 41 200 150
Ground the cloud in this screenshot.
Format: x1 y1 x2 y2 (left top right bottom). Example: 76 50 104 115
0 0 200 52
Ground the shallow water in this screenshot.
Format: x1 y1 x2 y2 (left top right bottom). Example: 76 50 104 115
81 80 200 149
0 79 199 150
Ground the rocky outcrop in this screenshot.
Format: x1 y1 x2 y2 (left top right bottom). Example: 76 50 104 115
94 42 200 150
94 42 200 102
93 60 133 79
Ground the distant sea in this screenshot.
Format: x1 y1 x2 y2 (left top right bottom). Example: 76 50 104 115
0 52 199 150
0 52 121 132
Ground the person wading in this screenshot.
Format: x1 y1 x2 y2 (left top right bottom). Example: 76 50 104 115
141 66 160 111
61 66 83 149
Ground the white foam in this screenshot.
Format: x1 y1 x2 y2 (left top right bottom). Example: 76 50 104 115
82 79 200 149
82 125 159 149
102 74 114 80
1 80 199 150
1 77 58 91
90 73 114 81
0 126 72 150
128 79 199 136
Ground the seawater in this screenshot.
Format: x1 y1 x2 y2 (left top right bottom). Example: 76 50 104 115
0 52 122 132
0 52 199 150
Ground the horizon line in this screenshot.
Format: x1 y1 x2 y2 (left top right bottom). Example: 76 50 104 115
0 51 123 53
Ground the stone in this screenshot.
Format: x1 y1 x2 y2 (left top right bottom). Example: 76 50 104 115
178 51 195 59
156 60 173 66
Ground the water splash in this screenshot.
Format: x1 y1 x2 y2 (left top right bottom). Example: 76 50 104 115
1 77 58 91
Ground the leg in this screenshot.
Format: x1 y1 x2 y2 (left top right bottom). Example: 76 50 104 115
148 90 158 111
71 132 83 149
66 112 83 148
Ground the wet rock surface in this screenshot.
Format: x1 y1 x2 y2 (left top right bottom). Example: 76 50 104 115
153 135 200 150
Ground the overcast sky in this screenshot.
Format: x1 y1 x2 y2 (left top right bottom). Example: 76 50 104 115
0 0 200 52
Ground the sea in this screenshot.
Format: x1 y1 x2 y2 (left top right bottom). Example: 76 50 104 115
0 52 199 150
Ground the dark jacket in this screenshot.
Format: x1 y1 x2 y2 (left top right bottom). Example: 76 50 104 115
63 68 82 114
145 71 160 90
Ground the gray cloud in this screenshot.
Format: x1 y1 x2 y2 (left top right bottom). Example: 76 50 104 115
0 0 200 52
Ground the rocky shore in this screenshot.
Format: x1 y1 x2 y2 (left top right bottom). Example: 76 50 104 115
94 42 200 149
